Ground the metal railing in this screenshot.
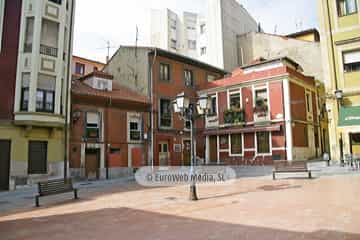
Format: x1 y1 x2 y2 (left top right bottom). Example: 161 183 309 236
40 44 58 57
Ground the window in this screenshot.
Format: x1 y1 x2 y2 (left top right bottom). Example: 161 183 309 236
36 74 56 113
24 17 34 53
170 39 177 50
184 120 191 130
207 74 216 82
86 112 100 139
254 89 268 111
40 19 59 57
21 73 30 111
75 63 85 75
49 0 62 4
0 0 4 52
159 63 170 81
343 50 360 72
28 141 47 174
230 92 241 109
200 24 206 34
188 40 196 50
209 96 217 116
201 47 207 55
170 18 176 30
231 134 243 155
129 121 141 141
305 92 313 113
159 99 172 128
256 132 270 154
184 69 194 87
337 0 357 16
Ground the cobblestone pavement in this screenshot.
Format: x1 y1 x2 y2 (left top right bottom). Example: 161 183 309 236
0 164 359 240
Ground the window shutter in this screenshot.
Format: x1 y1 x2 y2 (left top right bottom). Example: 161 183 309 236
87 112 99 124
38 74 56 91
344 50 360 64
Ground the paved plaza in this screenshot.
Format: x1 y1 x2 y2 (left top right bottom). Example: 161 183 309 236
0 163 360 240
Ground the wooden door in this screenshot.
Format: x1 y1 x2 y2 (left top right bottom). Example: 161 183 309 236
183 140 191 166
0 140 11 191
350 133 360 157
85 149 99 180
209 136 218 163
159 142 170 166
28 141 47 174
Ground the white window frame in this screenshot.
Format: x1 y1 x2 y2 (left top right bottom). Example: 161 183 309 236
255 131 272 156
227 88 242 109
229 133 244 157
209 95 218 116
0 0 5 52
128 118 142 142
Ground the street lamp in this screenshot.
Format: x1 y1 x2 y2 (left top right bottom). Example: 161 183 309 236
335 89 344 166
173 93 210 201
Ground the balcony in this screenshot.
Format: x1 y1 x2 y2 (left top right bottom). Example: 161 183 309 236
223 108 245 126
40 44 58 57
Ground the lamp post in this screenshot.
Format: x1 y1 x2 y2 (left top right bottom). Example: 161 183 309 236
173 93 210 201
335 89 344 166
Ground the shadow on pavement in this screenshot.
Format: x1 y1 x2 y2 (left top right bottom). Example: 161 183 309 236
0 207 358 240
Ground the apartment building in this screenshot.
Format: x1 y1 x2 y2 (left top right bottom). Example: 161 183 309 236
318 0 360 161
103 46 226 166
72 55 105 80
198 58 324 164
70 71 150 180
0 0 75 190
150 0 258 72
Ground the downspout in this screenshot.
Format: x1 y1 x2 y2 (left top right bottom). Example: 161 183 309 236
105 96 111 179
149 48 157 168
64 0 75 179
325 0 343 162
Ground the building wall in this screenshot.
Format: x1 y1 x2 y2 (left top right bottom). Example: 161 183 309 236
103 47 150 96
72 56 105 79
0 0 22 120
70 102 149 179
318 0 360 161
237 32 324 81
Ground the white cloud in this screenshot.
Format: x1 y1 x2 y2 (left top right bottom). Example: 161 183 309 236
73 0 318 62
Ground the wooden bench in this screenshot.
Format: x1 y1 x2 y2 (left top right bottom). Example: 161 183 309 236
273 161 312 180
35 178 78 207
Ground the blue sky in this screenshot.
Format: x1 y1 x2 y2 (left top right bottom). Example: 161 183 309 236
73 0 319 62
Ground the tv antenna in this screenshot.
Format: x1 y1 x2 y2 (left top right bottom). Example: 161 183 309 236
97 39 116 63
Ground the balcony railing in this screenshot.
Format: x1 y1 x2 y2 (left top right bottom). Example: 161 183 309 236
40 44 58 57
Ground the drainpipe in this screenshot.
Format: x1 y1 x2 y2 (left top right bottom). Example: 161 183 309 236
149 48 157 168
64 0 75 179
325 0 343 163
105 96 111 179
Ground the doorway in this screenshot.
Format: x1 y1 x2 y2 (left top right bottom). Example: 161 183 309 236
183 140 191 166
85 149 100 180
209 136 218 163
0 140 11 191
350 133 360 157
159 141 170 166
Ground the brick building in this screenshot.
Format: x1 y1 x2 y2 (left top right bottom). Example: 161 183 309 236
198 57 325 164
103 46 227 166
72 55 105 80
70 71 150 179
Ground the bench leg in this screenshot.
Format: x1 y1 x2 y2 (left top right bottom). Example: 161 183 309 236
35 196 40 207
309 171 312 179
74 189 78 199
273 172 276 180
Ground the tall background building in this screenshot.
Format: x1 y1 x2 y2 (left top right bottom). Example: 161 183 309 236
318 0 360 162
150 0 258 72
0 0 75 190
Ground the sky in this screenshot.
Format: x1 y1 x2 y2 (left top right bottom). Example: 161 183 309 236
73 0 319 63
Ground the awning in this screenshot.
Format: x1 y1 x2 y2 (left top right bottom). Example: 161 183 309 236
339 106 360 127
203 124 281 136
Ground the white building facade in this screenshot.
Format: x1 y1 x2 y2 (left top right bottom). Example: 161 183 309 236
150 0 258 72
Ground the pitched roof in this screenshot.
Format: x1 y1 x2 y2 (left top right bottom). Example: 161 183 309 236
71 80 150 105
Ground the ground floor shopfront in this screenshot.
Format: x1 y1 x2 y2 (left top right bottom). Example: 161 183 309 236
0 123 65 191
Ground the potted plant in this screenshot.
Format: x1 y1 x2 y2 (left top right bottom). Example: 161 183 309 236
254 98 268 112
223 109 234 124
233 108 245 123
